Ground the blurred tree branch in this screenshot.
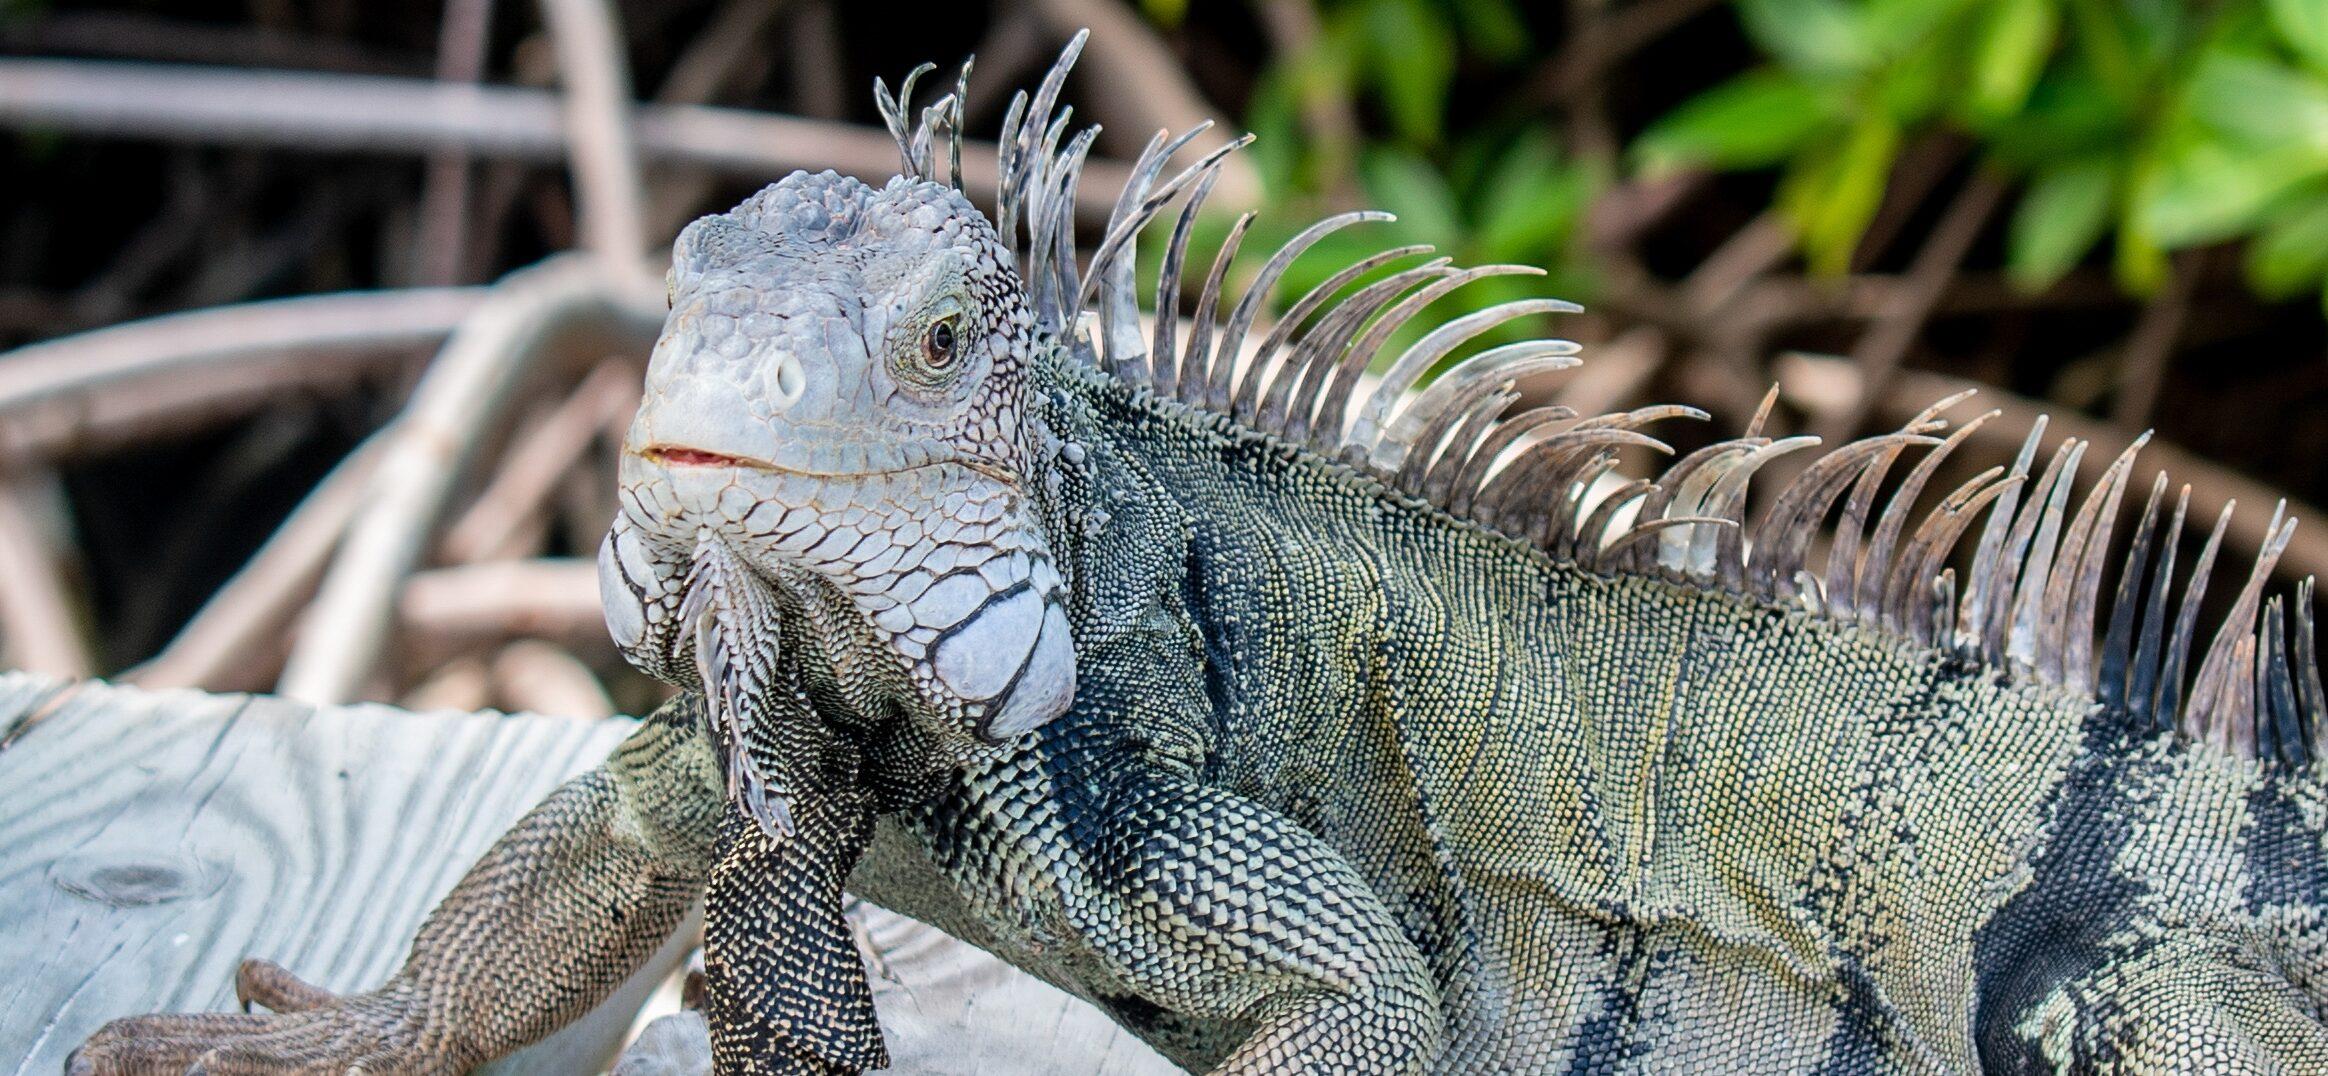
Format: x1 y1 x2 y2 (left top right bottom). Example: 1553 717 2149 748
279 256 657 704
0 288 482 462
0 59 1171 227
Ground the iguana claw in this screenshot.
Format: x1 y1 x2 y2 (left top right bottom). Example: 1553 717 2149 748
235 958 337 1014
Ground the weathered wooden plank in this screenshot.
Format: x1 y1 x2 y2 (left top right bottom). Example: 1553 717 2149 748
0 673 1179 1074
849 901 1182 1076
0 673 655 1075
0 671 70 745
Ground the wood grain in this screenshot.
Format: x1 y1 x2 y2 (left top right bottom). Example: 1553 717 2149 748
0 672 659 1075
0 673 1179 1074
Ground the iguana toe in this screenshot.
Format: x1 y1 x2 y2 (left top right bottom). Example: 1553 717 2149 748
70 990 459 1076
235 958 337 1014
71 1011 270 1074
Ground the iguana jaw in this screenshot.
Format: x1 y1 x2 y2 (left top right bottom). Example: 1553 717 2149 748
609 447 1075 746
634 442 1024 489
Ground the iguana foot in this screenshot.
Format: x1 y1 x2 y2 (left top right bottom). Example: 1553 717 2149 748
68 960 465 1076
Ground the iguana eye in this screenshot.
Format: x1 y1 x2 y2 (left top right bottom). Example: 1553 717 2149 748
924 315 959 369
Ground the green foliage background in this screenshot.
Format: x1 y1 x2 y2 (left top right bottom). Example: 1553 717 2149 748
1160 0 2328 328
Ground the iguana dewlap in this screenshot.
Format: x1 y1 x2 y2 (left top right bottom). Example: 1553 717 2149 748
74 34 2328 1076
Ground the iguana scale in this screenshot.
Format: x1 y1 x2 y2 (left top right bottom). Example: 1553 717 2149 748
73 35 2328 1075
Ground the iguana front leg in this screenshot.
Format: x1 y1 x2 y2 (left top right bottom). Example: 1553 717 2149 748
1093 772 1447 1075
900 754 1445 1076
69 701 724 1076
887 620 1447 1075
703 791 879 1076
676 535 888 1076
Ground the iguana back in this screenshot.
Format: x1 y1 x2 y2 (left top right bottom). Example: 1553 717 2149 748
1052 332 2325 1070
905 39 2328 1069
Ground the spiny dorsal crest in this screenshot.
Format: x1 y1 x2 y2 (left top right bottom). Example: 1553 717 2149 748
875 37 2328 770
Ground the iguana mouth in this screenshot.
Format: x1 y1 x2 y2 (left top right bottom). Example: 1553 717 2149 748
637 443 1020 487
646 445 756 468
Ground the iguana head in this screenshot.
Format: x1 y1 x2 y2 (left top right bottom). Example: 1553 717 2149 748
600 169 1075 749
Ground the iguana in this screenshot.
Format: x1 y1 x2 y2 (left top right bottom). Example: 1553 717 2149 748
72 34 2328 1075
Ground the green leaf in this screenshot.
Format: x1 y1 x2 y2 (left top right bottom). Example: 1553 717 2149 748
1965 0 2061 125
1632 71 1834 173
1473 136 1594 262
1780 114 1901 275
1360 147 1465 250
2140 134 2327 246
2113 146 2170 292
2063 0 2145 107
1986 67 2128 166
1735 0 1872 76
1873 28 1950 123
1243 64 1307 198
1363 0 1456 145
2007 157 2114 289
2104 0 2192 74
2183 52 2328 157
2270 0 2328 75
1862 0 1978 59
2246 189 2328 297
